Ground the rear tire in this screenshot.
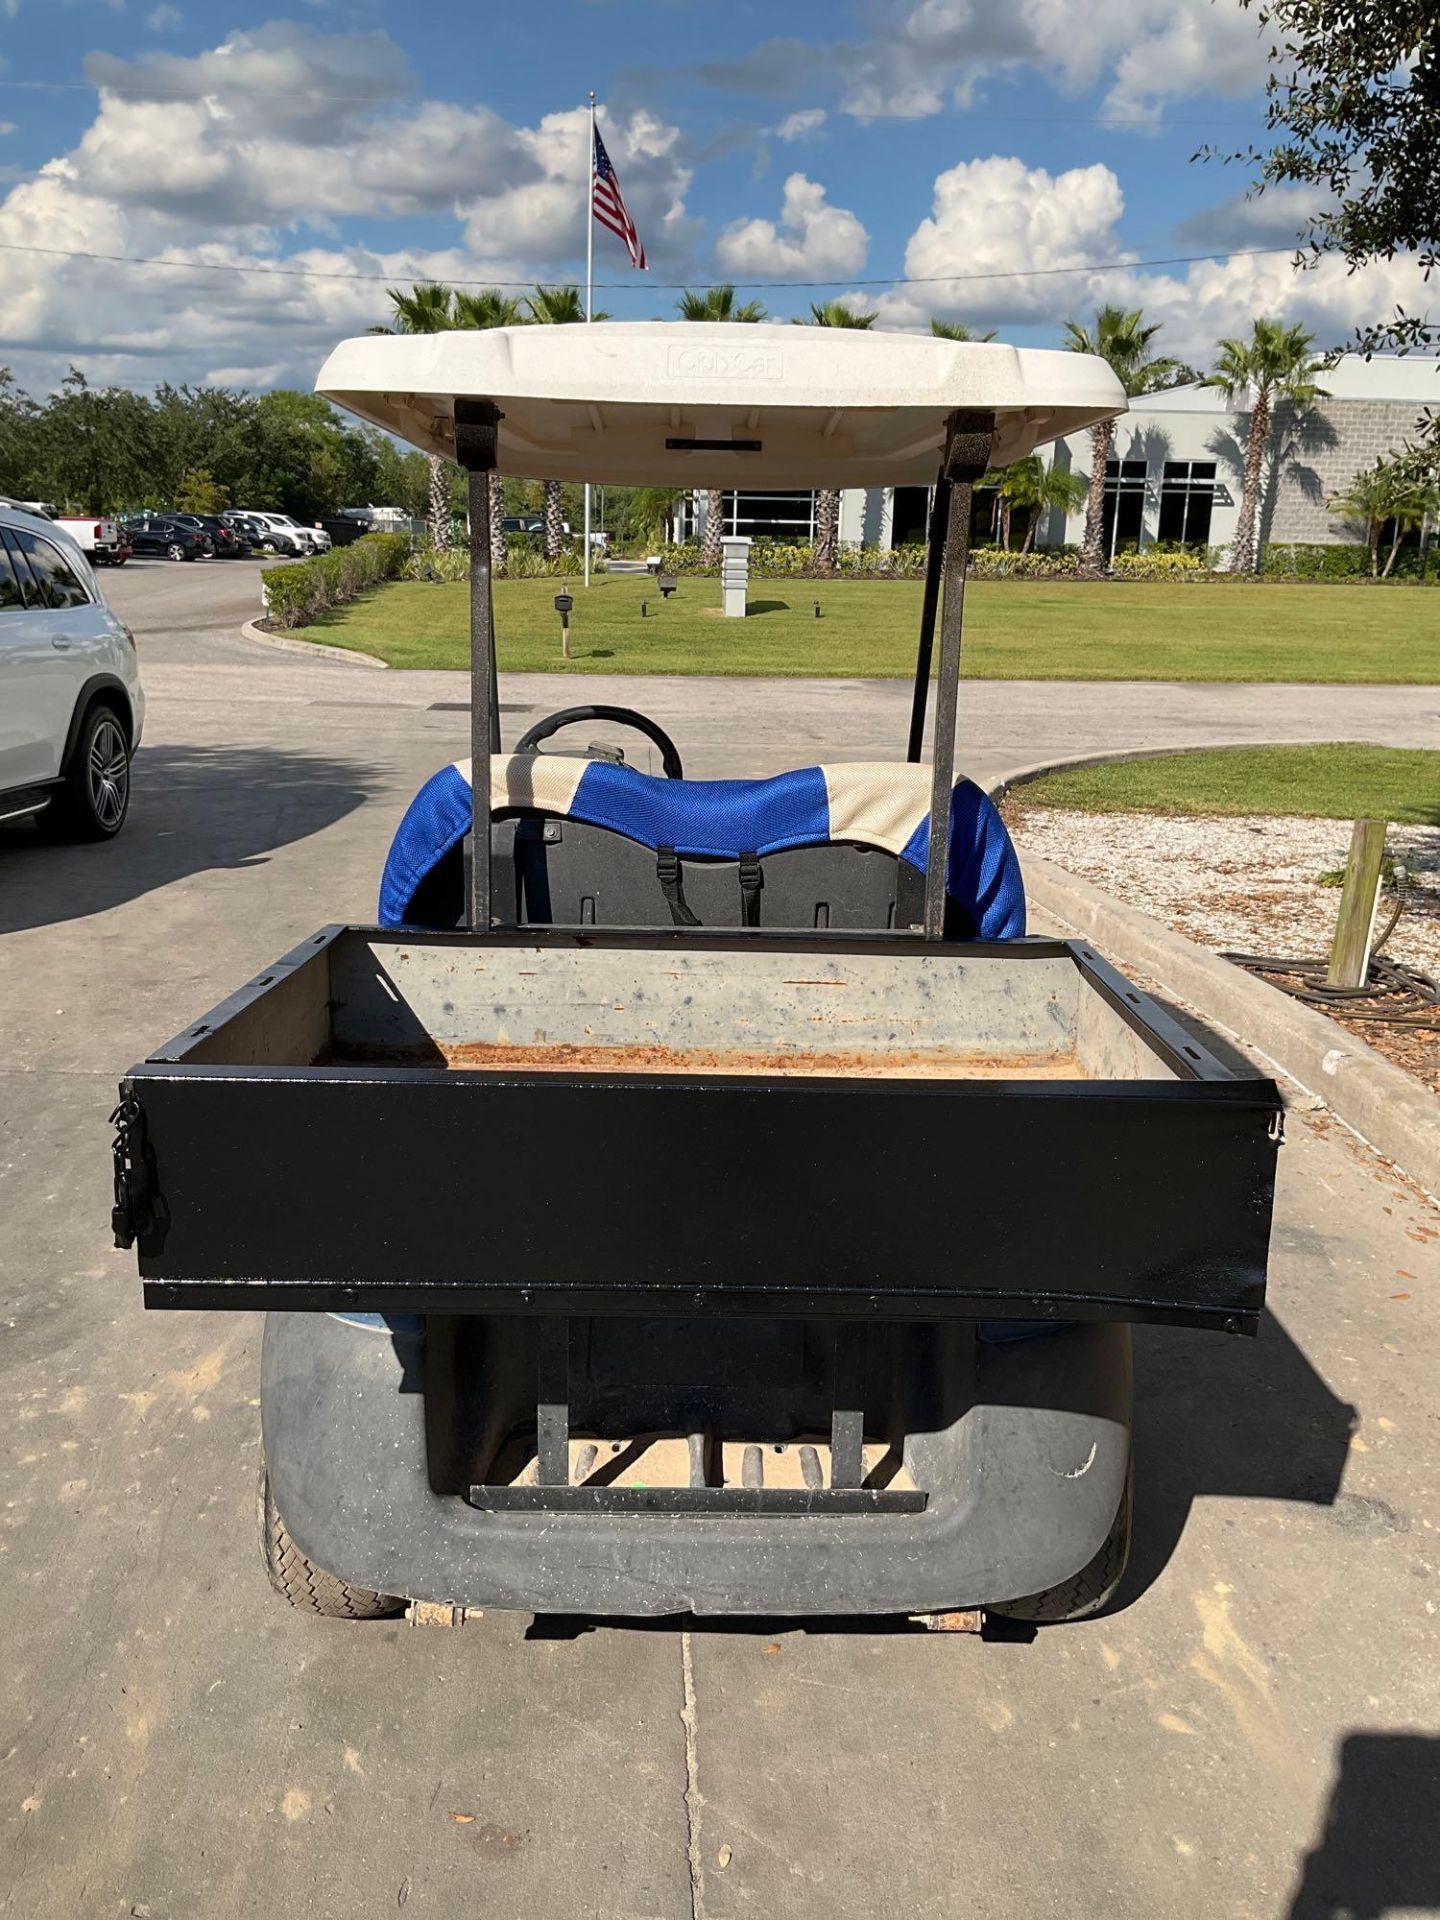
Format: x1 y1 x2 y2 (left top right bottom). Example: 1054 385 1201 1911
39 702 130 842
259 1468 404 1619
991 1460 1133 1625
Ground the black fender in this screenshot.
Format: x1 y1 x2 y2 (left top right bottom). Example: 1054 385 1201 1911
61 675 137 772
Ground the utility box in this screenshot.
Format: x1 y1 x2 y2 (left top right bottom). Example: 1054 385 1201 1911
720 535 752 618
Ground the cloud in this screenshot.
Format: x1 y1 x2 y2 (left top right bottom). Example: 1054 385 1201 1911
694 1 1268 130
882 155 1128 326
715 172 867 278
0 28 696 392
775 108 826 142
1175 182 1336 252
145 2 182 28
0 122 15 137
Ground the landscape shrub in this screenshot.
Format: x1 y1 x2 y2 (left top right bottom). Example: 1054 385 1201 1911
400 540 603 584
263 532 411 628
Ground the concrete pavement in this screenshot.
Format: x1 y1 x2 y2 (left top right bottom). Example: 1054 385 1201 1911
2 561 1438 1918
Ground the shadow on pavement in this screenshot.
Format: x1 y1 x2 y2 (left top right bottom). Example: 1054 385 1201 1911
0 742 381 936
1287 1732 1440 1918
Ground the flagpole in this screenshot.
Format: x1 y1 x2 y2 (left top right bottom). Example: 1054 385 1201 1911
583 90 595 590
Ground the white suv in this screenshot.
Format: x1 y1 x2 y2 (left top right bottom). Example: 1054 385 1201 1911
0 504 144 840
238 511 330 553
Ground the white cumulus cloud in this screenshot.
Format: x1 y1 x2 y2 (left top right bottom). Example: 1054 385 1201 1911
715 172 867 278
775 108 826 142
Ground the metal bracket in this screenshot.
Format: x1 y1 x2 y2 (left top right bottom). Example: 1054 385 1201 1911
922 409 995 941
452 399 504 933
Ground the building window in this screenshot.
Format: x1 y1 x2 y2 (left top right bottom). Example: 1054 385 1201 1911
722 490 816 540
1157 461 1217 549
891 487 931 547
1102 459 1147 556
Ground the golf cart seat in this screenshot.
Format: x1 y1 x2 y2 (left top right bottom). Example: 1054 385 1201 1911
379 754 1026 939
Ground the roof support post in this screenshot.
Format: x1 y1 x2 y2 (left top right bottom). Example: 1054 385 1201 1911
922 410 995 942
453 399 503 934
906 470 952 764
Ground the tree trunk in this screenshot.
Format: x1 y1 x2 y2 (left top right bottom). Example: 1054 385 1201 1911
1081 417 1114 574
701 489 724 567
1021 510 1037 555
814 489 839 574
1383 522 1402 577
1232 388 1270 574
428 455 450 552
1000 500 1013 551
1369 521 1381 578
489 474 506 575
543 480 564 561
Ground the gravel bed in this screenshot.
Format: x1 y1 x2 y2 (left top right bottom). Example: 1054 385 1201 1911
1010 808 1439 1088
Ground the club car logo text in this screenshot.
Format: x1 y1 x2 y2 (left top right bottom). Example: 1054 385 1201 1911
667 345 783 381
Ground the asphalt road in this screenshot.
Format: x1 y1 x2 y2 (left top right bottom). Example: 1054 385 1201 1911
2 561 1438 1919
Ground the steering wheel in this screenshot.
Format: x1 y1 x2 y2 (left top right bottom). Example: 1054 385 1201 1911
514 705 684 779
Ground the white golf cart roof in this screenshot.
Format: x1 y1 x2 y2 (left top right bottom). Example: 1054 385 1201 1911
316 322 1125 487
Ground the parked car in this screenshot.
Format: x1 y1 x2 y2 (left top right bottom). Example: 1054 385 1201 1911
236 511 330 553
171 513 249 558
0 503 144 840
223 512 308 557
122 515 212 561
56 516 126 566
501 515 544 536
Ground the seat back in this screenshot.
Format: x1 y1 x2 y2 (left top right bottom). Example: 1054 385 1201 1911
381 756 1025 940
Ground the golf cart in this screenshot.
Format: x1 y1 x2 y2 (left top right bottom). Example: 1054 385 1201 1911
111 324 1281 1625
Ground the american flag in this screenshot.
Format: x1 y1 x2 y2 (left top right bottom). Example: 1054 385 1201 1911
592 127 647 270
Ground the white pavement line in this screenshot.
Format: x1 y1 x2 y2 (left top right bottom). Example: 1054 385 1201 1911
681 1628 706 1919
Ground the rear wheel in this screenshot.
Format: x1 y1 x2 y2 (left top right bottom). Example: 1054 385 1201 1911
259 1468 404 1619
991 1460 1133 1624
40 702 130 842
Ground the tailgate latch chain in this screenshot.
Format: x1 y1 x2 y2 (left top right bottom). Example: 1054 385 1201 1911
110 1090 155 1249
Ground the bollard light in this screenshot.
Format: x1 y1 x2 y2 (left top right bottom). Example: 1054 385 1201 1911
641 600 649 618
554 588 574 660
814 600 823 619
553 591 574 616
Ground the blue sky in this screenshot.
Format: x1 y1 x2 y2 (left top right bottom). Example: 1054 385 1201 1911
0 0 1428 393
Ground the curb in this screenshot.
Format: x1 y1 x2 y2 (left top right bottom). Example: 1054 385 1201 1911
1022 852 1439 1200
240 617 389 670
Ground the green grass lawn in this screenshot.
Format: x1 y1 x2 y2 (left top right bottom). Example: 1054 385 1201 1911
1010 745 1440 825
300 574 1440 681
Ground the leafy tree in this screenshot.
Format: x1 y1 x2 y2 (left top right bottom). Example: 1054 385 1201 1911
174 467 229 514
38 369 156 514
675 285 769 565
930 319 997 342
0 368 44 498
1201 318 1328 572
798 302 876 573
525 285 608 559
1062 308 1186 573
1225 3 1438 466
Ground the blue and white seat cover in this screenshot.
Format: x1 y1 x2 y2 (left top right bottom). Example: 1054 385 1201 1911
379 755 1025 939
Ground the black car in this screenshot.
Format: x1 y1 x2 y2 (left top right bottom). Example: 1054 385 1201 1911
172 513 249 557
123 515 213 562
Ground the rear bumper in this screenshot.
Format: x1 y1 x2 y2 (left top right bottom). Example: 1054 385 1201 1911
261 1310 1132 1617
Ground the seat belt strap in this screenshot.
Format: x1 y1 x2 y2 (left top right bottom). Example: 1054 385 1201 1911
739 851 763 927
656 845 701 926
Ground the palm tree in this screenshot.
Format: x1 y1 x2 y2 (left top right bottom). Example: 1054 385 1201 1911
451 290 525 571
525 286 609 559
1330 463 1399 577
373 284 524 564
676 286 768 565
1202 319 1328 573
1063 307 1186 573
986 455 1090 552
930 319 997 342
798 301 875 573
371 283 462 550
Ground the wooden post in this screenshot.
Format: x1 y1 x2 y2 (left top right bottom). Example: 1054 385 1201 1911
1326 820 1387 989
